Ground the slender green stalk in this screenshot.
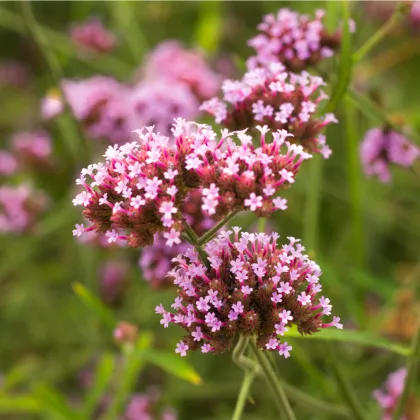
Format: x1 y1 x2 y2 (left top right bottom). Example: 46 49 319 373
198 211 240 245
353 3 406 63
326 343 366 420
344 98 364 268
20 1 90 164
303 158 323 252
258 217 266 233
249 341 296 420
393 324 420 420
231 368 258 420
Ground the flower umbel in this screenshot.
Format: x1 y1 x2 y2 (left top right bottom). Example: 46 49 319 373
200 63 335 157
156 229 341 357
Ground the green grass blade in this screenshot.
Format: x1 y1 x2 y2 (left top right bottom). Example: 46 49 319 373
194 1 222 53
72 282 116 330
285 326 411 356
140 349 202 385
0 395 43 414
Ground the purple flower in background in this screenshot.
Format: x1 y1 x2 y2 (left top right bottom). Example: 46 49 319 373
360 128 419 182
373 368 407 420
247 8 343 72
0 60 29 88
157 229 341 357
128 80 199 137
11 130 52 166
0 184 47 233
99 261 129 305
0 151 18 176
70 18 116 54
142 40 221 100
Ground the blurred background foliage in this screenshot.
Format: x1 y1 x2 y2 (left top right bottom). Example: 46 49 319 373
0 1 419 419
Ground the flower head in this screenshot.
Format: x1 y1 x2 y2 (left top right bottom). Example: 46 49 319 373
157 229 340 357
360 128 419 183
201 63 335 157
247 8 343 72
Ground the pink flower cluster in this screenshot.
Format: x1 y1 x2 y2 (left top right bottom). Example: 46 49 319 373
246 9 342 72
373 368 407 420
200 63 336 157
139 190 215 288
360 128 419 182
142 40 221 100
156 229 341 357
99 261 129 306
0 151 17 176
70 18 116 54
122 392 176 420
72 120 309 247
11 130 52 167
0 185 47 233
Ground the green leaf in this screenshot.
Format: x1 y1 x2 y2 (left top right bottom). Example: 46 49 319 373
325 0 352 113
194 1 222 53
140 349 202 385
0 361 38 392
72 282 116 330
285 326 411 356
82 353 115 418
0 395 42 413
35 384 81 420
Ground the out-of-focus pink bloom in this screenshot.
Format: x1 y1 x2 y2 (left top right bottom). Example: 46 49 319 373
70 18 116 54
411 1 420 26
41 89 64 119
127 80 199 136
157 229 341 357
0 60 29 88
11 130 52 165
360 128 419 182
122 392 177 420
99 261 129 305
143 40 221 99
373 368 407 420
0 184 47 233
0 151 18 175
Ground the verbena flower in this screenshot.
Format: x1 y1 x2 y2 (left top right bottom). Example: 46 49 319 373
11 130 52 166
200 63 335 158
142 40 221 100
373 368 407 420
360 128 419 183
73 120 306 246
139 190 215 288
156 228 341 357
0 151 18 176
0 60 29 88
246 8 342 72
99 261 129 305
122 392 177 420
70 18 116 54
0 184 47 233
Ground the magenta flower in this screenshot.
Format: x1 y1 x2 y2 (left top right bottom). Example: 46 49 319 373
99 261 129 305
0 184 47 233
73 120 306 247
70 18 116 54
0 151 18 176
0 60 29 88
200 63 336 157
360 128 419 183
156 229 341 357
11 131 52 166
247 8 342 72
373 368 407 420
142 40 221 99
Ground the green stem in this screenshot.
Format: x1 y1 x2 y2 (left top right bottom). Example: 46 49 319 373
353 3 406 63
249 341 296 420
258 217 266 233
393 324 420 420
344 97 364 268
303 158 323 252
20 1 90 164
326 343 366 420
180 216 210 269
198 211 240 246
231 368 257 420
